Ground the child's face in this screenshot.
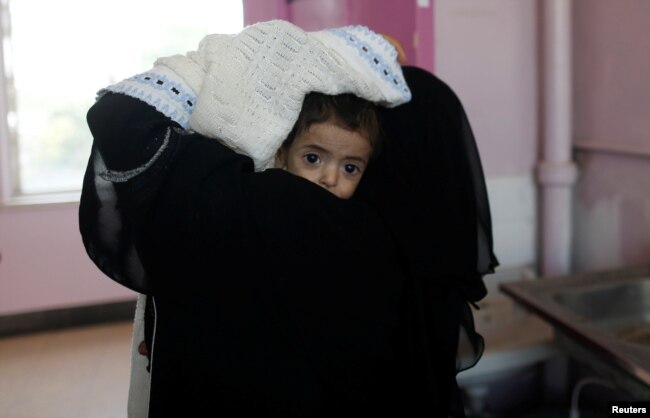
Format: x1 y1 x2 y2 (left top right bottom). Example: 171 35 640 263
277 121 373 199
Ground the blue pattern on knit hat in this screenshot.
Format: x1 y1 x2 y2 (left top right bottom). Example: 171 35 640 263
326 26 411 102
98 70 197 129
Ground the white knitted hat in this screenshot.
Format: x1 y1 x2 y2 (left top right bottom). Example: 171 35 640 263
99 20 411 171
98 65 199 129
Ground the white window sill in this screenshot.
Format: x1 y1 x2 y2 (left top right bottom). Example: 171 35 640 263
2 191 80 208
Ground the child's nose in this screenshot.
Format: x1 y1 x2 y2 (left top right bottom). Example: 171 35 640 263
319 166 338 188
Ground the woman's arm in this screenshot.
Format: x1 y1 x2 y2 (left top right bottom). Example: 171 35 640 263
80 92 252 294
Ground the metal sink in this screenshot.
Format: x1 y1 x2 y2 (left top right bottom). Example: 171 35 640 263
553 278 650 347
500 266 650 399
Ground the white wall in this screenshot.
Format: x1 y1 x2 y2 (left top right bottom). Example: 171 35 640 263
434 0 539 270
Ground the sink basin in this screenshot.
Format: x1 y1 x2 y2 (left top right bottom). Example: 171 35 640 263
500 266 650 398
553 278 650 346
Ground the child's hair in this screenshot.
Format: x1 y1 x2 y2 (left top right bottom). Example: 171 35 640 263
282 92 382 156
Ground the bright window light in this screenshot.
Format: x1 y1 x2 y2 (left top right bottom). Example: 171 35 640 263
3 0 244 196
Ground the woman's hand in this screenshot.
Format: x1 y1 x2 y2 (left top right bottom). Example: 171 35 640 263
381 34 408 65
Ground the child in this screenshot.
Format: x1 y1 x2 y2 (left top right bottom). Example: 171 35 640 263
276 92 380 199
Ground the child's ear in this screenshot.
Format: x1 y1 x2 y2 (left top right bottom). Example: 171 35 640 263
275 148 287 169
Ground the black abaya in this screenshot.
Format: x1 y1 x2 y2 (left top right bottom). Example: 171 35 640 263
79 66 497 417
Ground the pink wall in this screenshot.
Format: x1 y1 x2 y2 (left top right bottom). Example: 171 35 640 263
243 0 435 72
0 203 135 316
415 2 435 72
572 0 650 271
573 0 650 148
290 0 347 30
345 0 416 67
243 0 289 24
434 0 538 177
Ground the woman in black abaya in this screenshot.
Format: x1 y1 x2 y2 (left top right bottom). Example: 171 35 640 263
80 64 497 417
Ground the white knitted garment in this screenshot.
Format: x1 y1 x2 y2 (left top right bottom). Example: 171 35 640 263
163 20 410 170
100 20 411 171
98 65 199 129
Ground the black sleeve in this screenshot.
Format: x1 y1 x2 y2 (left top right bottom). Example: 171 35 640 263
80 93 253 294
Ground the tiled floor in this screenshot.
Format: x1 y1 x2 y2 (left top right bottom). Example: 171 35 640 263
0 321 133 418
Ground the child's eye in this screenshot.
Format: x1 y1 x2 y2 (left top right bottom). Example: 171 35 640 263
304 153 320 164
344 164 360 174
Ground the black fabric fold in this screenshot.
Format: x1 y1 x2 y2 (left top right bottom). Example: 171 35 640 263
357 66 498 299
356 66 499 416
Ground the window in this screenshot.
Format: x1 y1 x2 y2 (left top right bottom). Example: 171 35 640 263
0 0 243 203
